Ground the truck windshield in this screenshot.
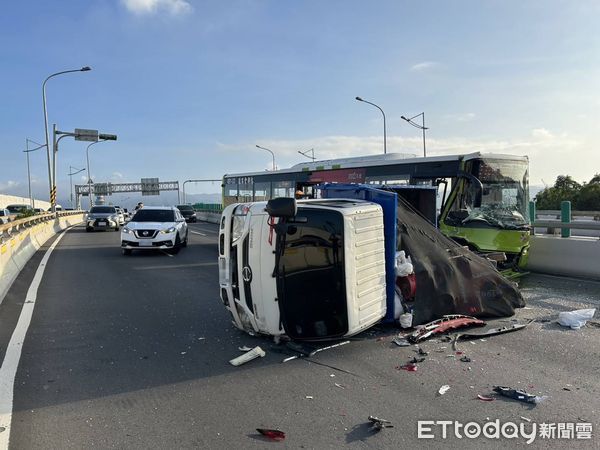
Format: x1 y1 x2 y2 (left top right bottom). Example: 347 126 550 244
448 158 529 230
277 208 348 339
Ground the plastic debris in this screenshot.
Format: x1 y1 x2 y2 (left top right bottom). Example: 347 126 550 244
399 313 413 329
409 357 426 364
398 363 418 372
256 428 285 441
493 386 547 405
557 308 596 330
460 356 472 363
305 396 313 399
238 346 253 352
477 394 495 401
393 337 411 347
368 415 394 431
229 346 266 366
334 383 346 389
417 347 428 356
438 385 450 395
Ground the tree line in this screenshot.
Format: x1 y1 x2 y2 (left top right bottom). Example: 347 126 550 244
535 174 600 210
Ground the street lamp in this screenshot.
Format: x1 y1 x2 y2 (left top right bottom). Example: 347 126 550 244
356 96 387 154
255 145 276 171
401 112 428 157
23 138 46 208
67 166 86 209
42 66 91 209
298 148 316 162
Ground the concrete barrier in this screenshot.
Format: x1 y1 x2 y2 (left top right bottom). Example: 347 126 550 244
196 211 220 224
0 213 85 305
526 235 600 280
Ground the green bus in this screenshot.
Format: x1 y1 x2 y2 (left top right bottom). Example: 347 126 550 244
222 152 530 270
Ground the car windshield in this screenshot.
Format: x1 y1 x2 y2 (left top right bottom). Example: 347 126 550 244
177 205 193 211
90 206 116 214
7 205 28 213
132 209 175 222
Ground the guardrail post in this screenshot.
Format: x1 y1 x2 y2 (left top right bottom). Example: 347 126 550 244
561 200 571 238
529 201 536 234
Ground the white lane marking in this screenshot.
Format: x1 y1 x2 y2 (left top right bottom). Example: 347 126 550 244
0 227 72 449
189 230 207 236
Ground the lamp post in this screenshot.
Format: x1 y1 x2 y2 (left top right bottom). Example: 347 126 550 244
42 66 91 209
68 166 86 209
401 112 428 157
23 138 46 208
255 145 276 171
298 148 316 162
355 96 387 154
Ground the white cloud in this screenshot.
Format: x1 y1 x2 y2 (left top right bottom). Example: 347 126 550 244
531 128 554 139
122 0 193 16
112 172 125 180
444 113 476 122
0 180 20 191
410 61 441 72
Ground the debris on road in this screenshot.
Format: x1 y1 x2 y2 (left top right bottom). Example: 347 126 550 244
238 346 253 352
493 386 547 405
368 415 394 431
460 356 472 363
557 308 596 330
477 394 495 401
256 428 286 441
229 346 266 366
334 383 346 389
285 340 350 358
397 363 418 372
452 320 533 351
393 337 411 347
438 385 450 396
408 315 486 343
409 357 426 364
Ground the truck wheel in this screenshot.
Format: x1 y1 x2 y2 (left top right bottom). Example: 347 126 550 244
122 249 132 255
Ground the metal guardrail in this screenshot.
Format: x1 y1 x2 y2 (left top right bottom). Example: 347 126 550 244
0 210 85 242
193 203 223 213
531 202 600 237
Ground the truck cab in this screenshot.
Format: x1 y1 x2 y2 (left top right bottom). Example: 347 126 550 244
218 198 387 341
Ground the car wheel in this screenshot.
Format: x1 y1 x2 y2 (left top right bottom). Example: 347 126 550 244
114 225 120 231
181 231 188 247
86 227 92 232
122 248 132 255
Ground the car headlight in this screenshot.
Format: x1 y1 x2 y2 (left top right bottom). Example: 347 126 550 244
122 227 132 234
160 226 176 234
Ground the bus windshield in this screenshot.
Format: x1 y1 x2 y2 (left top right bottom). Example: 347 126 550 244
464 158 529 229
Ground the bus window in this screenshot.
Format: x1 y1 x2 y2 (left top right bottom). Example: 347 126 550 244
273 181 294 198
239 182 253 202
254 182 271 201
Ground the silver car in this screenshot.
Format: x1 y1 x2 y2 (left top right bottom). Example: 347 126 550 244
86 206 120 232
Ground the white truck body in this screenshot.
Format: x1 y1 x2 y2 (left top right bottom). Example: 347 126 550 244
218 199 387 340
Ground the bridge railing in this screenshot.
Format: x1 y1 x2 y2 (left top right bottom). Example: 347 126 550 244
192 203 223 213
0 210 85 242
530 201 600 237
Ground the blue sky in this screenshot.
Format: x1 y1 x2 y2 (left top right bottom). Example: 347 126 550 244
1 0 599 204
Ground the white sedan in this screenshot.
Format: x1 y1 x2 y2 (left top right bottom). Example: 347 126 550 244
120 206 188 255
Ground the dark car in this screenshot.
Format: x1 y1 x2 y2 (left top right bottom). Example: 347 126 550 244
176 205 197 223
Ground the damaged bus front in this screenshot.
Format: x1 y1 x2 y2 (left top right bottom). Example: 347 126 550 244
218 198 388 341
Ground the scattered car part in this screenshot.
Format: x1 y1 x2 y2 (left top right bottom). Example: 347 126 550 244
285 340 350 358
408 315 486 343
409 357 426 364
438 385 450 395
477 394 495 401
229 346 265 366
256 428 285 441
460 356 472 362
368 416 393 432
392 337 411 347
493 386 547 404
397 363 417 372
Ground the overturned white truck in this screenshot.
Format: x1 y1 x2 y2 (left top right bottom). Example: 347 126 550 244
218 184 524 341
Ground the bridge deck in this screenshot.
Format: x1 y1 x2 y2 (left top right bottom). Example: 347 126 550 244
0 222 598 448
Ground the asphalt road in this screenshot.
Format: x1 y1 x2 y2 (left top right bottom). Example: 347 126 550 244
0 222 599 449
